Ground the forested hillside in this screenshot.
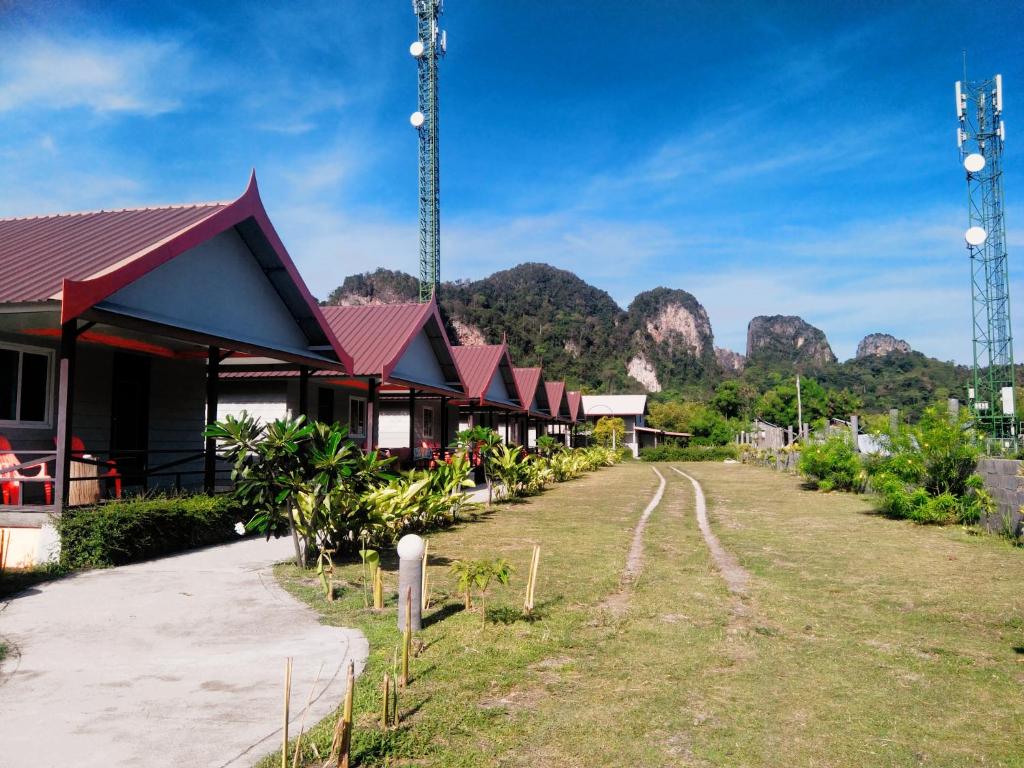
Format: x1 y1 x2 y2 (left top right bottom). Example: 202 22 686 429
325 264 970 421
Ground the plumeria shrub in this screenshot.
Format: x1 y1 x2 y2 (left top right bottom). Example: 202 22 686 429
207 414 477 566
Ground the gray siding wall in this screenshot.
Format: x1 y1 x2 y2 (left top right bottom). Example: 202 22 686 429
103 229 310 353
148 357 206 490
391 330 450 389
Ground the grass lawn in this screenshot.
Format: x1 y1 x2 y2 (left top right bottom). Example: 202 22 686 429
267 461 1024 767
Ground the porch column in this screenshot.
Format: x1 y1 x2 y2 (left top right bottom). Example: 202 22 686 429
366 379 378 451
504 413 509 443
54 320 78 509
204 346 219 495
408 390 417 457
441 397 449 447
298 367 310 419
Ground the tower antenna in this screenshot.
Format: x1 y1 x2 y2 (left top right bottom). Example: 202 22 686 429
956 68 1016 443
410 0 446 302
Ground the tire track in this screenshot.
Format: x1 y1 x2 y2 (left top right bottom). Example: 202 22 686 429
671 466 749 596
623 466 667 579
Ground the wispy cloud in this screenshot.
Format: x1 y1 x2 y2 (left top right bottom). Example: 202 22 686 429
0 36 192 115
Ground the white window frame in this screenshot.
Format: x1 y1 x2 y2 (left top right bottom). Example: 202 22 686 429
421 406 435 439
348 396 367 438
0 341 54 428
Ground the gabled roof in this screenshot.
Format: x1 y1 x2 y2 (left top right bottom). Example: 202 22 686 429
0 203 227 304
513 367 551 419
566 391 582 422
0 173 352 372
451 344 523 410
581 394 648 417
544 381 571 422
320 299 464 396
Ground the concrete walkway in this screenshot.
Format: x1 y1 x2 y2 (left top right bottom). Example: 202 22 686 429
0 537 368 767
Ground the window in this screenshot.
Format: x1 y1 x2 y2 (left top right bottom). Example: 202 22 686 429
348 397 367 437
0 343 53 426
421 406 434 439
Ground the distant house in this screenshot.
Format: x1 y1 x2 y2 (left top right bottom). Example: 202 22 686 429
451 343 525 443
513 367 553 448
544 381 574 445
581 395 648 457
220 298 467 466
0 174 351 563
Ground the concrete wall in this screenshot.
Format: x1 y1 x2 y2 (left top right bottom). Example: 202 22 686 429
976 458 1024 533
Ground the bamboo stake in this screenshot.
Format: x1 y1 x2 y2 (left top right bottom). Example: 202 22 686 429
401 587 412 688
381 671 391 728
281 657 293 768
291 662 324 768
524 545 540 613
531 545 540 610
421 539 430 611
338 660 355 768
373 565 384 610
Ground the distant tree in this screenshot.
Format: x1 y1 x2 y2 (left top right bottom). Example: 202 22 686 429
593 416 626 448
826 389 863 419
756 378 827 426
648 399 734 446
710 380 756 420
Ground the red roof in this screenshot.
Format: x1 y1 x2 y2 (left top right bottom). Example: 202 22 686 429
545 381 569 422
451 344 523 409
319 299 463 394
567 391 582 422
0 173 353 373
513 367 551 418
0 203 227 303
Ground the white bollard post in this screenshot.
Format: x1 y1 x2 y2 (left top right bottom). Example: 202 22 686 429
397 534 425 632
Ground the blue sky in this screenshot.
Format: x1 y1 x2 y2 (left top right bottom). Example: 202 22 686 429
1 1 1022 363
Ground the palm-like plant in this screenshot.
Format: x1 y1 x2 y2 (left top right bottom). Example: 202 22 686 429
455 426 503 504
449 558 513 625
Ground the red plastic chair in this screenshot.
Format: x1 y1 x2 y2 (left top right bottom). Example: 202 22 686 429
0 436 53 505
55 436 122 500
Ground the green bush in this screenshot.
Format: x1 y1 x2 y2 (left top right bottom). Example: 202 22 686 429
639 444 739 462
798 435 865 492
58 494 244 568
866 404 987 526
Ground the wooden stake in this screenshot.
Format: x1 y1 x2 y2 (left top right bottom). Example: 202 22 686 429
381 671 391 728
281 657 293 768
373 565 384 610
338 660 355 768
524 545 540 613
291 662 324 768
401 587 412 688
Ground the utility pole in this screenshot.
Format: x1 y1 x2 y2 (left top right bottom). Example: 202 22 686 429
796 374 803 433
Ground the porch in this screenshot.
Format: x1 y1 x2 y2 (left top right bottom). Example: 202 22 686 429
0 174 352 557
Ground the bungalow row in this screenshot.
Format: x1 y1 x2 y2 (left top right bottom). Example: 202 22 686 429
0 176 586 563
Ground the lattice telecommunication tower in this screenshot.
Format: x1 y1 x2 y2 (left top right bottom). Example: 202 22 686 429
410 0 446 302
957 71 1016 440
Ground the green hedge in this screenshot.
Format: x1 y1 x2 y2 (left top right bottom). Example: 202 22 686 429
639 444 739 462
57 494 246 568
